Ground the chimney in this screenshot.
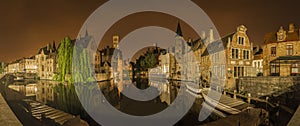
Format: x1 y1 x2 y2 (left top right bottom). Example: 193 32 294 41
289 23 295 33
201 31 206 39
188 38 192 43
209 28 214 43
47 43 50 51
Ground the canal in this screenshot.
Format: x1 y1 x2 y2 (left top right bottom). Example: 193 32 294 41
2 79 218 126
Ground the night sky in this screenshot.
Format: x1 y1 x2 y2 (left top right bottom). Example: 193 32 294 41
1 0 300 62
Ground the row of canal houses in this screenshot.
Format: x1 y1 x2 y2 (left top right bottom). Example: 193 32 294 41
4 42 57 80
3 22 300 91
156 23 300 91
156 23 255 90
3 32 122 81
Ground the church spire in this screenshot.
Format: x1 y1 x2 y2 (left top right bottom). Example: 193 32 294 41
52 41 56 52
85 29 89 37
176 22 183 37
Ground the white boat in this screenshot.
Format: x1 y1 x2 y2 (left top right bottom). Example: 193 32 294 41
202 92 242 115
186 89 203 98
186 84 202 94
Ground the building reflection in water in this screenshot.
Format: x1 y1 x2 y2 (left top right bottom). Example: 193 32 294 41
35 80 58 104
8 83 37 97
149 80 172 105
8 80 60 104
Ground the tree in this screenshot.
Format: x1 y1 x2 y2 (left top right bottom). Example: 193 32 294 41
55 37 74 82
144 52 158 69
134 50 159 73
73 45 95 83
140 51 158 70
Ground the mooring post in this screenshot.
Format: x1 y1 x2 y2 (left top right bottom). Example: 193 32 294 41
247 93 251 103
233 90 237 99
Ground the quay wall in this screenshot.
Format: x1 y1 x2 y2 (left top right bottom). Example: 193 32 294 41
237 76 300 98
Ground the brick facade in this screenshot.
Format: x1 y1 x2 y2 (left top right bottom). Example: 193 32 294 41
201 25 255 90
263 23 300 76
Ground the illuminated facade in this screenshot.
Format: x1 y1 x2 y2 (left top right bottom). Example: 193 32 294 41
263 23 300 76
201 25 255 89
35 42 57 80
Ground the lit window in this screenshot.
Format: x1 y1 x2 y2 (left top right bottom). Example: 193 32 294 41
291 64 299 74
287 45 293 56
243 50 250 60
270 63 280 75
232 49 239 59
234 66 244 77
271 47 276 56
238 37 245 45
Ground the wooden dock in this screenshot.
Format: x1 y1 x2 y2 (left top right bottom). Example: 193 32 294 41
202 89 253 115
23 99 88 126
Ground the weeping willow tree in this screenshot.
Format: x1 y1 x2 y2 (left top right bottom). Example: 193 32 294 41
54 83 85 116
72 42 101 114
54 37 97 119
54 37 74 83
73 45 95 83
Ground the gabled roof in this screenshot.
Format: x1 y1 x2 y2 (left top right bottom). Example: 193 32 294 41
263 32 277 44
221 32 235 45
287 30 300 41
38 46 52 55
201 33 235 57
38 43 57 55
264 26 300 44
253 47 263 55
100 47 115 56
101 61 111 67
187 38 204 51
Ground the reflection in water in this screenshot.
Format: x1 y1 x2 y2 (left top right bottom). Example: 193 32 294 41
7 79 211 125
36 81 58 104
8 84 37 97
150 80 172 105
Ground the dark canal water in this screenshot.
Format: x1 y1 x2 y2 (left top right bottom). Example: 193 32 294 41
5 79 218 126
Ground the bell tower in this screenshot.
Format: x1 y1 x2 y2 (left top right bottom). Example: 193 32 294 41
113 35 119 49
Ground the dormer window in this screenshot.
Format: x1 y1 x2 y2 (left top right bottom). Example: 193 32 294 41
238 36 245 45
277 26 286 42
